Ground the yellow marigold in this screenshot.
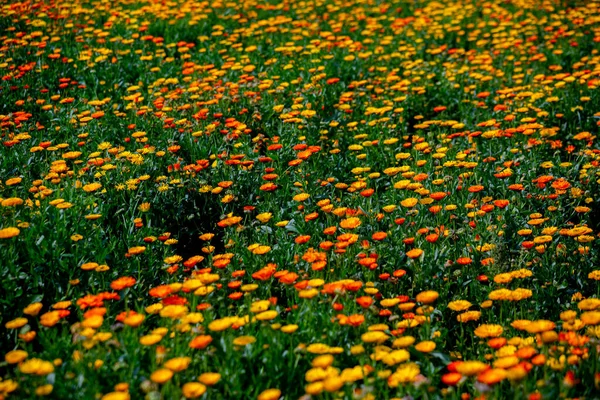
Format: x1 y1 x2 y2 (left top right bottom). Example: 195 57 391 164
455 360 488 376
128 246 146 255
493 273 513 284
208 318 233 331
448 300 472 312
382 349 410 365
19 358 54 375
139 334 162 346
0 227 20 239
182 382 206 398
389 336 414 349
361 331 389 344
415 341 436 353
101 392 130 400
474 324 504 338
256 310 278 321
5 350 28 364
83 183 102 192
257 388 281 400
159 305 188 319
494 356 520 369
415 290 438 304
2 198 24 207
339 217 361 229
387 363 420 387
36 385 54 396
400 198 418 208
581 311 600 325
578 298 600 311
524 320 555 334
256 213 273 223
293 193 310 202
5 318 28 329
511 320 532 331
164 357 191 372
489 289 512 301
150 368 173 384
457 311 481 323
306 343 331 354
280 324 299 333
233 336 256 346
198 372 221 386
5 177 22 186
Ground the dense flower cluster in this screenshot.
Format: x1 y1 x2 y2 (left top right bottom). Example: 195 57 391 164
1 0 600 398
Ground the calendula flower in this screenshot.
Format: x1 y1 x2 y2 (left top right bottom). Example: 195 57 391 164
474 324 504 338
182 382 206 398
150 368 173 384
0 227 20 239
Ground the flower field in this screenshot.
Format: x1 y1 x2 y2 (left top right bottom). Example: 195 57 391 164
1 0 600 398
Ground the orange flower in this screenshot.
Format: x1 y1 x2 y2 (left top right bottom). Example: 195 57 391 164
430 192 447 201
356 296 373 308
295 235 311 244
252 264 277 281
467 185 484 193
340 217 361 229
189 335 213 349
110 277 136 291
347 314 365 327
441 372 462 386
367 232 386 242
456 257 472 265
406 248 423 259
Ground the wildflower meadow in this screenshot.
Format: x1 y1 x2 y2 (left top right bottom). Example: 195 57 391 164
1 0 600 398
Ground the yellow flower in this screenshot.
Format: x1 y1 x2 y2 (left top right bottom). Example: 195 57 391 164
581 311 600 325
139 334 162 346
35 384 54 396
159 305 188 319
150 368 173 384
19 358 54 375
164 357 191 372
382 349 410 365
339 217 361 229
208 318 233 331
456 360 488 376
123 314 145 327
392 336 415 348
5 350 28 364
83 183 102 192
128 246 146 255
400 198 418 208
0 227 20 239
256 212 273 223
256 310 278 321
233 336 256 346
280 324 299 334
415 290 438 304
293 193 310 202
414 341 436 353
457 311 481 323
198 372 221 386
101 392 130 400
257 388 281 400
448 300 472 312
5 317 28 329
474 324 503 338
361 331 389 344
1 198 24 207
387 363 420 387
182 382 207 398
